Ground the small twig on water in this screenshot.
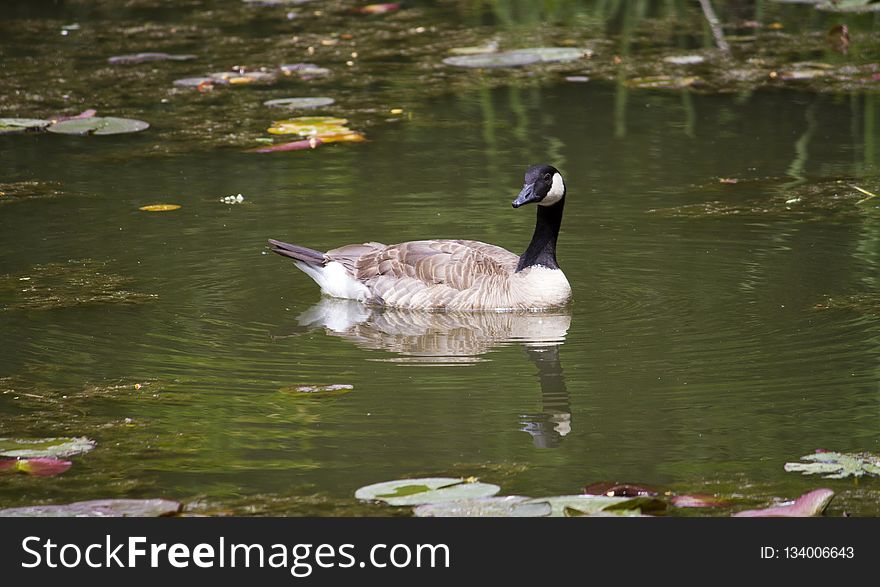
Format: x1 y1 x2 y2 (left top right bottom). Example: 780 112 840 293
697 0 730 55
852 185 879 205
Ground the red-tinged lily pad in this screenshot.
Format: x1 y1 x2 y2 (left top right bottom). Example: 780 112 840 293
583 481 658 497
354 3 400 15
263 97 335 109
0 499 182 517
732 489 835 517
47 117 149 136
108 52 197 65
248 137 323 153
51 109 97 123
0 457 72 477
670 494 728 508
0 118 51 134
0 437 95 458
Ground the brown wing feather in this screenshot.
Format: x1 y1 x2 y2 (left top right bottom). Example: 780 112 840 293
352 240 517 290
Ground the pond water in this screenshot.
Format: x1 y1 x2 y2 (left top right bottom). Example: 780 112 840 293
1 0 879 515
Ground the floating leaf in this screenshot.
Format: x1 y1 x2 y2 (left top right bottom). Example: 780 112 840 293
525 495 637 517
210 71 276 84
248 138 323 153
443 52 541 69
268 116 349 136
0 118 51 134
354 3 400 15
355 477 500 506
413 496 551 517
565 75 590 83
0 437 95 458
0 457 72 477
263 97 335 109
583 481 658 497
663 55 706 65
139 204 181 212
784 451 880 478
316 131 365 143
0 499 182 517
108 53 197 65
508 47 588 63
51 109 97 123
47 117 149 136
279 383 353 397
732 489 835 517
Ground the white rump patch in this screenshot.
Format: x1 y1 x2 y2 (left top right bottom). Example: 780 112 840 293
294 261 371 301
539 172 565 206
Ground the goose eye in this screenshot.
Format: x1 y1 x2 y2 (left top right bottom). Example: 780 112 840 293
544 173 552 182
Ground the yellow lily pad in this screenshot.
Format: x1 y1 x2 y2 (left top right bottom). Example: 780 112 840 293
268 116 350 136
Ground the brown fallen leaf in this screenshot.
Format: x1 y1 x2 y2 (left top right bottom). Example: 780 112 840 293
827 24 850 55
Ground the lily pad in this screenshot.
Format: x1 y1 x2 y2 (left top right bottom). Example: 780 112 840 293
443 52 541 69
279 63 331 78
413 496 551 517
0 118 51 134
355 477 500 506
263 97 335 109
47 117 149 136
525 495 640 517
732 489 835 517
173 77 227 88
268 116 350 136
0 437 95 458
108 53 197 65
508 47 588 63
139 204 182 212
784 451 880 478
210 71 276 84
670 494 728 508
0 499 182 517
0 457 72 477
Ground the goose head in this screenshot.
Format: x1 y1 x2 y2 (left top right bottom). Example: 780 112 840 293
512 164 565 209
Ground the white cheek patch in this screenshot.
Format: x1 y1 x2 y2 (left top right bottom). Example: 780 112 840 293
538 173 565 206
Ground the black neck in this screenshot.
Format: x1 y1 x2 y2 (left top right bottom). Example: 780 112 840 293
516 198 564 272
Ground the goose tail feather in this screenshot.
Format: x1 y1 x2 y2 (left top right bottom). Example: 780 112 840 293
268 239 327 266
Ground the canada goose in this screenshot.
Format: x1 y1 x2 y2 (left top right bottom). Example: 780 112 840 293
269 164 571 311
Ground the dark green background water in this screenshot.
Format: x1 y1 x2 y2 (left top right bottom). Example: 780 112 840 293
1 0 879 515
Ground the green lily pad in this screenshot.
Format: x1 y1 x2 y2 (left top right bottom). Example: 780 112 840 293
526 495 645 517
47 117 149 136
442 52 541 68
0 499 181 517
0 437 96 458
784 451 880 479
263 97 335 109
443 47 586 68
355 477 500 506
0 118 51 134
413 496 551 517
508 47 588 63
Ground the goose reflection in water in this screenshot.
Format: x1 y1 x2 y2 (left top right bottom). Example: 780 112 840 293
287 299 573 448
